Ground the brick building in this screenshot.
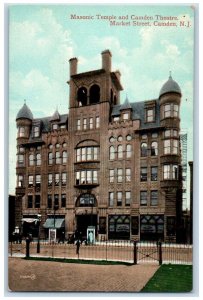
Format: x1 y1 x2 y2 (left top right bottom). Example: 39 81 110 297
15 50 182 242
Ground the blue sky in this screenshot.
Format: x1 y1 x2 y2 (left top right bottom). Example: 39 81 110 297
9 4 194 207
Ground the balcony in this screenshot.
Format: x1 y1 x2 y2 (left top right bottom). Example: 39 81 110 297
74 180 99 189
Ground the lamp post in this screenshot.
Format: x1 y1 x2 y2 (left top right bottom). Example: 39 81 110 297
53 203 59 241
37 214 41 253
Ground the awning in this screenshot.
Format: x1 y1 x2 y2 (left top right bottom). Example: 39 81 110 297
22 218 38 224
43 218 65 229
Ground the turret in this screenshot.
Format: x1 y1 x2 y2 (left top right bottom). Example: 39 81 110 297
16 102 33 144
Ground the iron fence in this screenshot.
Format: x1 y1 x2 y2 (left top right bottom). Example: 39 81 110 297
8 240 193 265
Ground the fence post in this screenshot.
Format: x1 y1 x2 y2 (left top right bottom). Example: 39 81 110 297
158 241 162 265
134 241 137 265
26 238 30 258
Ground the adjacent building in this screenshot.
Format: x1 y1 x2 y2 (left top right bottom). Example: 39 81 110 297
15 50 183 242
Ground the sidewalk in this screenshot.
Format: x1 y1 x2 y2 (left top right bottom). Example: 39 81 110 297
8 257 159 292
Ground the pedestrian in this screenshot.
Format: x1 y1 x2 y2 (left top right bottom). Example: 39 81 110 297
76 239 80 255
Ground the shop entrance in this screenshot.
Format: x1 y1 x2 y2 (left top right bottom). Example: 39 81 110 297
76 215 97 239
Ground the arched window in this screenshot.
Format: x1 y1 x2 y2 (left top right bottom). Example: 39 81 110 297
62 151 67 164
151 142 158 156
89 84 100 104
36 153 41 166
48 152 53 165
77 87 87 106
56 151 61 164
109 146 115 160
126 144 132 158
118 145 123 159
141 143 148 157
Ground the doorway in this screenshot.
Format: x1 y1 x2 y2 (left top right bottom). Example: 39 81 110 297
76 215 97 239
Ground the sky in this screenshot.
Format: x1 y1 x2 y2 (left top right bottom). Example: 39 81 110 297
8 4 194 208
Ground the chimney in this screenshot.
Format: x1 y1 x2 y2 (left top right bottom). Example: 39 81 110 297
101 50 112 72
115 70 121 82
69 57 78 76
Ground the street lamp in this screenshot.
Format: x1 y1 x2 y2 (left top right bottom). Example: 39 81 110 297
37 214 41 253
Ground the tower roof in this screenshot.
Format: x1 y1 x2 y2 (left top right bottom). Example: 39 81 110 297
120 96 132 110
50 109 60 121
159 75 181 98
16 103 33 121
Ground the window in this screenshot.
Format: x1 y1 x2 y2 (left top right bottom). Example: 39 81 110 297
55 173 60 186
140 191 147 206
48 152 53 165
163 165 170 179
117 168 123 183
152 132 158 138
164 103 179 118
163 164 178 180
36 175 41 187
126 144 132 158
146 108 154 122
109 192 114 206
55 143 60 149
109 146 115 160
17 175 23 187
33 126 40 137
164 140 171 154
18 127 25 137
77 119 81 130
75 170 98 185
142 134 147 139
47 195 52 209
123 113 129 120
36 153 41 166
62 173 67 186
125 191 131 206
172 165 178 179
62 142 67 148
29 154 34 166
77 87 87 106
52 124 58 130
89 84 100 104
96 116 100 128
89 117 93 129
56 152 61 164
151 141 158 156
126 134 132 141
173 140 178 154
35 195 40 208
48 144 53 150
173 130 178 137
151 190 158 206
18 146 25 153
48 174 52 186
141 143 148 157
77 194 95 207
17 154 24 165
113 116 119 122
118 145 123 159
61 194 66 208
109 136 115 143
62 151 67 164
165 130 171 137
117 192 122 206
60 124 66 129
76 147 99 162
83 118 87 130
28 175 33 187
151 167 158 181
109 169 114 183
27 195 33 208
117 135 123 142
140 167 147 181
54 194 59 209
164 139 179 155
126 168 131 182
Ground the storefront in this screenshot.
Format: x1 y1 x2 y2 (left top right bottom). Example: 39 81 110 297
108 215 130 240
140 215 164 241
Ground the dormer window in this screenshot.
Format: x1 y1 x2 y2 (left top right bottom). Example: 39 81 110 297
33 126 40 137
146 108 154 122
52 124 58 130
123 112 129 120
113 116 119 122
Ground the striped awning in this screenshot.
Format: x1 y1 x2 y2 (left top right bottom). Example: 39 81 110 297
43 218 65 229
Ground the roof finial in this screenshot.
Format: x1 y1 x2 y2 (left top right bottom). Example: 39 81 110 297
24 99 26 104
169 71 172 78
